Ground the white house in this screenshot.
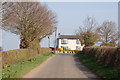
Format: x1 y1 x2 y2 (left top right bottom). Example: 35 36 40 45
57 35 85 50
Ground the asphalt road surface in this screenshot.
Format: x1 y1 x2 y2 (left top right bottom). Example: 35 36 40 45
23 53 99 79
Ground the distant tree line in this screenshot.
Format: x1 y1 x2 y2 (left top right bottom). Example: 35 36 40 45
76 17 118 47
0 46 2 51
1 2 57 49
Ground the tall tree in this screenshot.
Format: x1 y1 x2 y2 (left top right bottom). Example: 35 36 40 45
1 2 57 48
0 2 13 29
76 17 99 47
97 21 118 46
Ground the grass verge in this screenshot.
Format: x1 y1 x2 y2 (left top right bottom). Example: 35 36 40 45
2 52 55 78
76 53 120 80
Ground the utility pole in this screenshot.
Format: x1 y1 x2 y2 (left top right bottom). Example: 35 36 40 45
54 28 57 53
54 28 57 48
118 2 120 47
48 36 50 48
54 29 57 48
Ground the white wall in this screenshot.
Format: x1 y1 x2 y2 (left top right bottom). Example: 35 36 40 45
58 39 83 50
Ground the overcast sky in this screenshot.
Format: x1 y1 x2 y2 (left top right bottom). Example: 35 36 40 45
1 2 118 51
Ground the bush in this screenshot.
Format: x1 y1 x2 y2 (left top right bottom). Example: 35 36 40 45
58 48 63 51
75 49 81 51
82 47 120 70
1 48 51 66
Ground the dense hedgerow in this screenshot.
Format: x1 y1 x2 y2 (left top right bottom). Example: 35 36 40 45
1 48 51 66
82 47 120 70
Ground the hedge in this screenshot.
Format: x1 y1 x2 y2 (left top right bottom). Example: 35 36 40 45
1 48 51 66
82 47 120 70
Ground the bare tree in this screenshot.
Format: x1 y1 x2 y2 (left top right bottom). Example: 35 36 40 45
83 17 97 32
0 2 13 28
97 21 118 46
1 2 57 48
76 17 99 46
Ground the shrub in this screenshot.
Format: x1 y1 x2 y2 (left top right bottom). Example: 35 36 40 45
1 48 51 66
76 49 81 51
58 48 63 51
82 47 120 70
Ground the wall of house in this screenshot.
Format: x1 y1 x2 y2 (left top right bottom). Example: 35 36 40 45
58 39 83 50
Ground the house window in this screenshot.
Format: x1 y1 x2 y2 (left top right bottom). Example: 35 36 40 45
61 39 68 44
76 39 80 44
61 46 68 50
76 46 81 49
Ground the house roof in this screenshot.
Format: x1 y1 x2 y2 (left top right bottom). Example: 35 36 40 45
58 35 80 39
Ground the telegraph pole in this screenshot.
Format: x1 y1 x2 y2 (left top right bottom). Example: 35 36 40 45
54 29 57 48
118 2 120 47
54 28 57 53
48 36 50 48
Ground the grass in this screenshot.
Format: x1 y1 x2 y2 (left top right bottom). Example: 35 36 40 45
76 53 120 80
2 52 55 78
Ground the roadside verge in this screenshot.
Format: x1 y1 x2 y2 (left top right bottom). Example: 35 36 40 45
2 52 55 78
76 53 119 80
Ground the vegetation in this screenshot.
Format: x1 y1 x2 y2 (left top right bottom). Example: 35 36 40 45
76 17 99 47
97 21 118 47
75 49 81 51
82 47 120 69
76 53 120 79
76 17 118 47
57 48 81 54
0 46 2 51
2 52 54 78
81 32 98 46
1 2 57 48
2 48 51 66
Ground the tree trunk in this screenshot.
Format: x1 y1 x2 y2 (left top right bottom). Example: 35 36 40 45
20 38 40 49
